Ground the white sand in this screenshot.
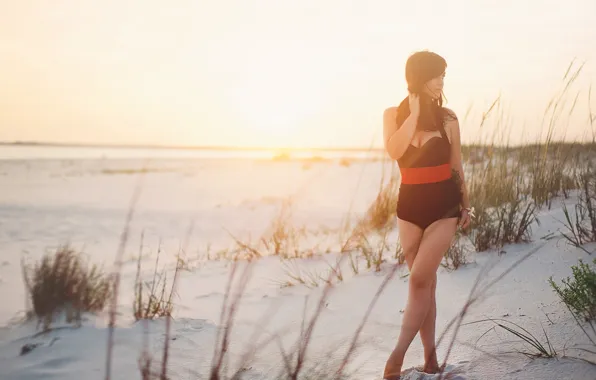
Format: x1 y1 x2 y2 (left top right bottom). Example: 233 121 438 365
0 155 595 379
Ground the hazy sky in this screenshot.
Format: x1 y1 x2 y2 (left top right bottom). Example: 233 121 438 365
1 0 595 148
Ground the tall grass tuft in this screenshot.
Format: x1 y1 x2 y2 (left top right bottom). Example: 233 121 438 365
526 61 586 208
471 196 537 252
361 161 400 233
463 98 538 252
21 245 112 331
261 198 307 258
442 232 470 270
561 164 596 251
133 241 180 321
279 259 325 288
471 318 558 359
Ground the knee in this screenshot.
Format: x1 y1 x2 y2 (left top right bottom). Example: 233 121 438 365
409 271 434 291
403 246 419 263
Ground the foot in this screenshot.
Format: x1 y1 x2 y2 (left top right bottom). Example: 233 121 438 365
383 349 403 380
422 353 442 374
422 359 444 374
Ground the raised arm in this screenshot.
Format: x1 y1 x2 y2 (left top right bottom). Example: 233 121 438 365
383 94 420 160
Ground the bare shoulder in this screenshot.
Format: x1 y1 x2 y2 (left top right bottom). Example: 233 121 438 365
383 107 399 133
383 106 398 119
443 107 459 121
443 107 460 142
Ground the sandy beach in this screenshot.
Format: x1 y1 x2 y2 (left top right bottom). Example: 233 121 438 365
0 148 595 379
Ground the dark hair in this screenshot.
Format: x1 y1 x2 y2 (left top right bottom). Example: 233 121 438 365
396 51 451 132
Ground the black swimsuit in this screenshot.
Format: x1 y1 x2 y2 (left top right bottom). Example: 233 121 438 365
395 122 462 230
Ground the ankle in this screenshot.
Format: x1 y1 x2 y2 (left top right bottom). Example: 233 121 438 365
385 347 405 371
424 350 438 364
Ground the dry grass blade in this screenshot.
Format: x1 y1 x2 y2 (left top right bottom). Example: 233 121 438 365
133 232 146 321
588 84 595 143
228 304 288 380
132 220 195 380
105 172 145 380
436 241 547 380
467 318 557 358
225 228 263 260
209 261 254 380
335 261 403 378
138 320 152 379
133 245 176 321
280 259 324 288
160 220 195 380
267 256 349 380
290 281 335 378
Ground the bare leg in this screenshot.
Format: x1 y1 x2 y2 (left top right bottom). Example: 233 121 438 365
421 276 440 373
402 234 439 372
384 218 458 379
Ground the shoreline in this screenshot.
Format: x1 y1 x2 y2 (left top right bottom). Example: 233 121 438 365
0 141 385 153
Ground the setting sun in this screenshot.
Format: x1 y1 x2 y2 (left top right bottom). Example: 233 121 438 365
2 2 596 380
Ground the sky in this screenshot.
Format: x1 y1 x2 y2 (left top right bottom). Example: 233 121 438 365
1 0 596 149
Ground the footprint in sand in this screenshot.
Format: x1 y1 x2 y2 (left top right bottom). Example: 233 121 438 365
194 292 221 299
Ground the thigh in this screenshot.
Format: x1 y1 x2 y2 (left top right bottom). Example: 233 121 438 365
409 217 458 280
397 218 424 270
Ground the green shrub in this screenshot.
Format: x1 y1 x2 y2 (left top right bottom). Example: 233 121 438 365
549 259 596 322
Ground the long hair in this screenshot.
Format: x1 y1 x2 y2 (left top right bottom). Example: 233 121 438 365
396 51 451 131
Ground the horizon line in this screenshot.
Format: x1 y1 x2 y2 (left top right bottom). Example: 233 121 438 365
0 140 385 152
1 139 592 152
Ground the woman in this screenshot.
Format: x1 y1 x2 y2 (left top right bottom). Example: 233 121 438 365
382 51 472 379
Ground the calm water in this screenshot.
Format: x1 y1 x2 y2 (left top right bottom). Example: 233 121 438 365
0 145 383 160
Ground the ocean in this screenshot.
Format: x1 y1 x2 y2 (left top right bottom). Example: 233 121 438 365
0 144 384 160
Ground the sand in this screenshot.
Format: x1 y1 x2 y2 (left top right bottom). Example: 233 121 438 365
0 154 595 379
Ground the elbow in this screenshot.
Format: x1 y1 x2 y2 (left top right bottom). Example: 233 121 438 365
385 139 405 161
385 146 403 161
388 151 401 161
384 129 407 161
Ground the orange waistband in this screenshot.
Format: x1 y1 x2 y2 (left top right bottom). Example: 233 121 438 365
400 163 452 185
